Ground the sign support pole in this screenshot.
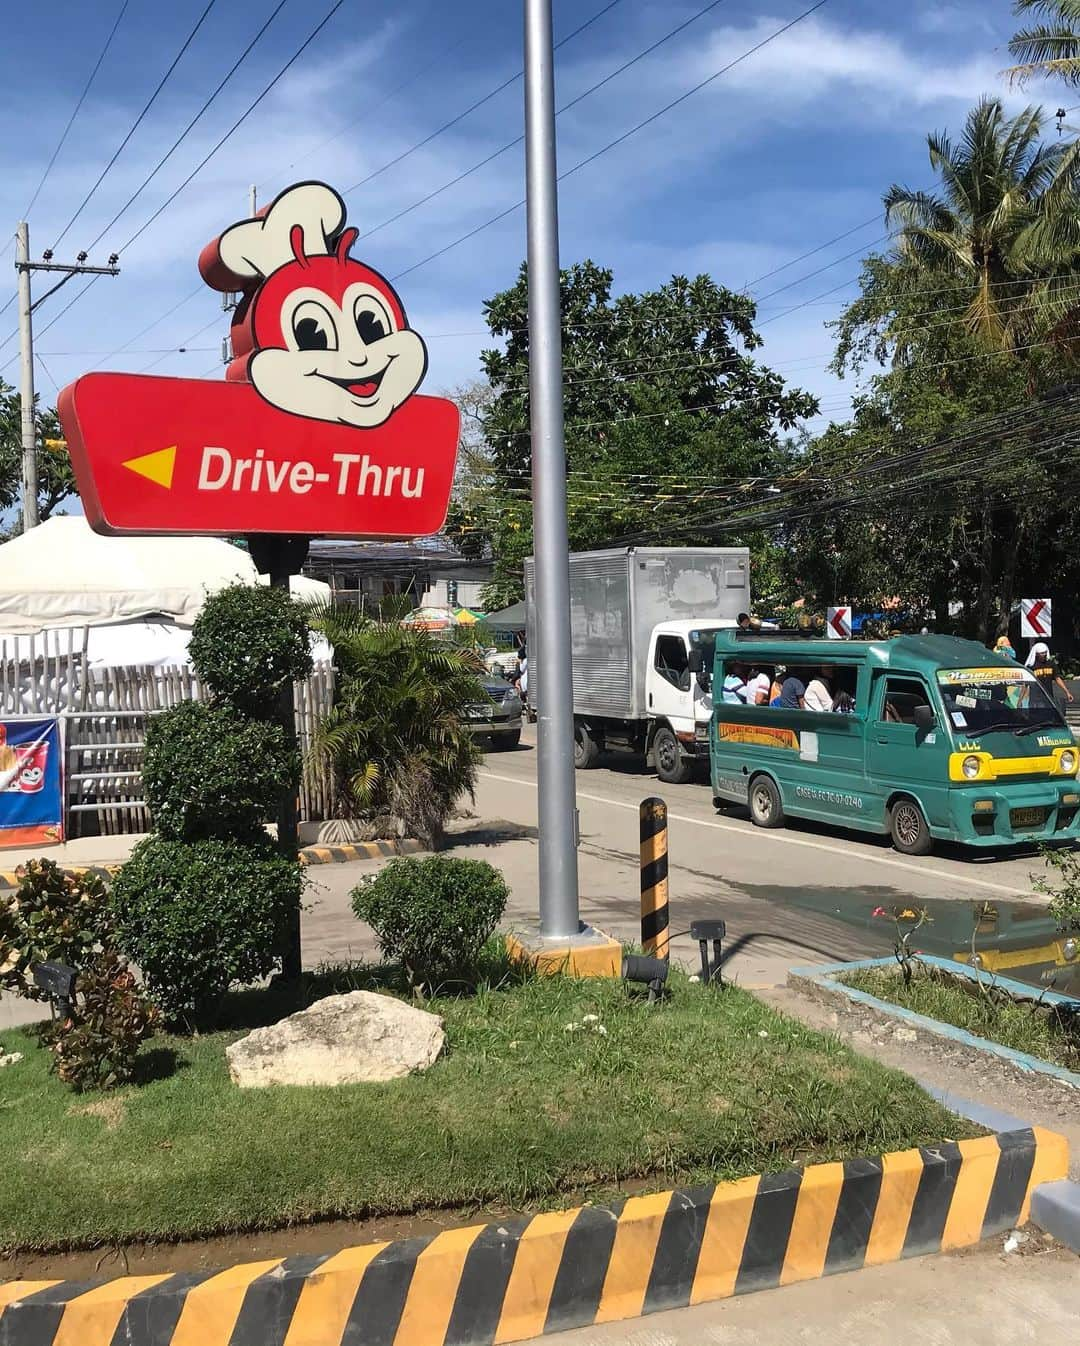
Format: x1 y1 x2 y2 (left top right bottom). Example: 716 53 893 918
248 533 310 982
524 0 581 938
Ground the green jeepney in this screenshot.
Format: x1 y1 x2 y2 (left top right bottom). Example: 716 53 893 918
707 632 1080 854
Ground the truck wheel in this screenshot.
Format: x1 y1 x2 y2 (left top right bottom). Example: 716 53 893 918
749 774 785 828
491 729 521 751
889 798 932 856
654 727 694 785
573 722 601 769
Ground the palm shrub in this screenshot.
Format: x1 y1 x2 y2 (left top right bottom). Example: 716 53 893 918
883 98 1080 354
309 602 482 847
1006 1 1080 87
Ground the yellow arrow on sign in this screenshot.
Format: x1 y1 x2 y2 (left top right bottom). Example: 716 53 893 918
121 445 176 490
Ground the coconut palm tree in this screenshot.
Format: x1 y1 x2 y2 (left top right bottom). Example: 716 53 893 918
883 97 1080 352
1006 0 1080 87
308 601 483 847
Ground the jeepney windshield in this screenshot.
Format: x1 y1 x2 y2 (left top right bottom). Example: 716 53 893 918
935 666 1065 737
690 628 726 666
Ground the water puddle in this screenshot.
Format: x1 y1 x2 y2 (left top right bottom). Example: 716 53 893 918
786 891 1080 997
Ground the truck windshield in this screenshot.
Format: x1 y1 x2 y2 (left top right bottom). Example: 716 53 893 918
935 667 1065 736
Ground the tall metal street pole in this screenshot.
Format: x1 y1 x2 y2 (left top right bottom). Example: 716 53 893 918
14 223 119 531
524 0 581 938
16 224 38 532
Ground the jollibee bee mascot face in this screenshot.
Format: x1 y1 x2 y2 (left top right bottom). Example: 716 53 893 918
201 182 427 430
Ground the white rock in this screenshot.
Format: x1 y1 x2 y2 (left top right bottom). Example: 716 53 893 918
226 991 445 1089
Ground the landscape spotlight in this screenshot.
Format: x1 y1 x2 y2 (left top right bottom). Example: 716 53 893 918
690 918 726 986
621 953 669 1002
32 961 76 1020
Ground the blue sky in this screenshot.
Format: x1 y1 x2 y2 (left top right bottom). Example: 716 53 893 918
0 0 1046 435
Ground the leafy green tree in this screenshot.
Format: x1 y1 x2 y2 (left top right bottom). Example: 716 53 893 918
781 96 1080 644
309 603 482 847
0 380 76 526
1006 0 1080 86
786 257 1080 642
447 262 817 600
883 98 1080 353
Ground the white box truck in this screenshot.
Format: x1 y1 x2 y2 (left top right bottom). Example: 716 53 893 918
524 546 751 783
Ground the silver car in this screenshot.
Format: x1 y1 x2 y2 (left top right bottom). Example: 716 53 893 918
465 678 523 749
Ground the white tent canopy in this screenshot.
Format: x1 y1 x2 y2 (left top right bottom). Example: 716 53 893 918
0 516 329 635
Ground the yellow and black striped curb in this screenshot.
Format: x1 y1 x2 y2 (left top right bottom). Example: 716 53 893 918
0 1128 1066 1346
0 842 424 889
299 839 425 867
0 864 122 891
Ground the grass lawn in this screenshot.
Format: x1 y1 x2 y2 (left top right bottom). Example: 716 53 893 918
843 965 1080 1072
0 967 981 1253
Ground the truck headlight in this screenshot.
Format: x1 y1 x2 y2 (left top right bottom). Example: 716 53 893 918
695 722 709 740
962 755 981 780
1060 749 1077 774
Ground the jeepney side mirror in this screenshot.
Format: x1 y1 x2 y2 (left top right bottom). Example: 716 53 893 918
913 704 935 731
688 648 710 691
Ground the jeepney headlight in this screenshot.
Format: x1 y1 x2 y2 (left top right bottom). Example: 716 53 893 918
1060 749 1077 774
962 755 981 780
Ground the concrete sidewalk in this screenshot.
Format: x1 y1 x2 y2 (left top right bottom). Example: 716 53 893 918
0 834 143 872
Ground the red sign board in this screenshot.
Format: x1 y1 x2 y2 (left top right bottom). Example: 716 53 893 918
58 181 460 540
60 374 458 538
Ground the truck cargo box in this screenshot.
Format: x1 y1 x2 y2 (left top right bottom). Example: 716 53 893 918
525 547 750 720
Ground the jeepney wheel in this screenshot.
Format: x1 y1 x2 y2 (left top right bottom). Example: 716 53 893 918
574 721 601 769
654 726 694 785
889 797 932 856
749 774 785 828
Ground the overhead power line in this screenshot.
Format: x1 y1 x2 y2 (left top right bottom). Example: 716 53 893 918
355 0 734 243
390 0 834 281
86 0 292 251
257 0 489 192
343 0 628 199
51 0 221 251
114 0 346 257
8 0 347 356
21 0 132 224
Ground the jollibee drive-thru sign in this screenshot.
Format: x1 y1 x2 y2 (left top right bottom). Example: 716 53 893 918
58 181 460 539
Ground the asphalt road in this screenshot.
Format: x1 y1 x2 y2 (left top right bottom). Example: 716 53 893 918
468 726 1060 988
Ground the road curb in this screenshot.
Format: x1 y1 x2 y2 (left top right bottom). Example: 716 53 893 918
0 841 423 890
0 1128 1067 1346
0 863 122 891
299 839 425 866
790 956 1080 1090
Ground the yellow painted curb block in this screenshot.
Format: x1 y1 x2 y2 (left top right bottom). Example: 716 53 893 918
298 839 425 867
0 842 424 891
0 1128 1066 1345
505 926 623 978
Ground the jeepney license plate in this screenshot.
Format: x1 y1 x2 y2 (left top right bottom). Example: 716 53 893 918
1010 806 1047 829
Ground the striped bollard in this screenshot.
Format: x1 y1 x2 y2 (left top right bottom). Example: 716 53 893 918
639 796 670 959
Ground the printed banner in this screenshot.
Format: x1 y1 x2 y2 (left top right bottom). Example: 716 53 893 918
0 718 63 848
718 722 800 751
